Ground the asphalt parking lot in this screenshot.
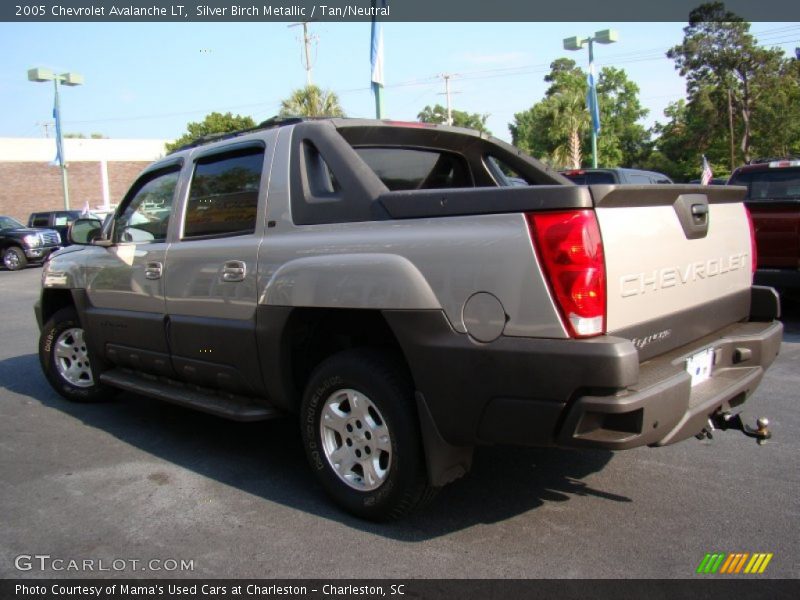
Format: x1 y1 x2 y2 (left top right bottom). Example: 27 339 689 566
1 266 798 579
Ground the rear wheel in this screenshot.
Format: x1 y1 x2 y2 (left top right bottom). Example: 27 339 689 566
3 246 27 271
39 307 112 402
300 348 436 521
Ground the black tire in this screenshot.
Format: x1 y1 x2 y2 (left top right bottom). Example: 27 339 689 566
39 307 112 403
300 348 437 521
3 246 27 271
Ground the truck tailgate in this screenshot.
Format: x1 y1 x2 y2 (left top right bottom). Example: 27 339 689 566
591 185 754 359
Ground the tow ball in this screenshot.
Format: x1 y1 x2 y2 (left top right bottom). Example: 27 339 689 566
696 413 772 445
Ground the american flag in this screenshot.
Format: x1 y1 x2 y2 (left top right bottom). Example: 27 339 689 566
701 155 713 185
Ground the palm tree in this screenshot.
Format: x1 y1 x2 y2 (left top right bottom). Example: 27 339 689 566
548 88 590 169
279 85 346 118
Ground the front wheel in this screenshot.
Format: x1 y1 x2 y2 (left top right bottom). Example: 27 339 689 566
300 348 436 521
39 307 112 402
3 246 27 271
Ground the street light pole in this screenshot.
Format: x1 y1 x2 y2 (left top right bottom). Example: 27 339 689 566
563 29 618 169
27 67 84 211
51 77 70 210
587 38 598 169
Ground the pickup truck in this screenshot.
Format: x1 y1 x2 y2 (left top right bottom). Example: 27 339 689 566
35 118 783 520
728 158 800 293
28 210 86 246
1 215 62 270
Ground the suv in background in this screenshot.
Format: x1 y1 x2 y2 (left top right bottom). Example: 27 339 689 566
28 210 85 245
728 158 800 291
0 215 61 270
560 168 673 185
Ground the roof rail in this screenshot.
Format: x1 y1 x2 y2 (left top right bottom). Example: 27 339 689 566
167 116 307 154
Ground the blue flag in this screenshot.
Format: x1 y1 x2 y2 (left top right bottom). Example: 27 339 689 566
586 61 600 135
52 101 65 167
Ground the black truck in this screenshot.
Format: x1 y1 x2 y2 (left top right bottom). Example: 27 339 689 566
0 216 62 271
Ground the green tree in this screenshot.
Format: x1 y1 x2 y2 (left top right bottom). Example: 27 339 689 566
509 59 648 169
417 104 490 134
749 58 800 158
642 100 702 181
667 1 786 164
167 112 256 152
278 85 345 118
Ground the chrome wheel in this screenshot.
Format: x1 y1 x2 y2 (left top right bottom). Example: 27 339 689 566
53 328 94 388
4 248 22 270
319 388 392 491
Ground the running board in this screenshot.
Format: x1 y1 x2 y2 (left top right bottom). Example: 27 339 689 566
99 369 282 422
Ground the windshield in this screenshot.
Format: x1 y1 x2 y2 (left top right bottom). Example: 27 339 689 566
0 216 24 229
729 167 800 201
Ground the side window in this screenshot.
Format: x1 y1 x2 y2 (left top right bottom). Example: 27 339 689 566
183 148 264 239
31 215 49 227
303 141 341 198
485 155 530 186
115 168 180 243
626 173 652 184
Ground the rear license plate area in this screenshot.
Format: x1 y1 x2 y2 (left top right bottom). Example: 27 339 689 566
686 347 715 386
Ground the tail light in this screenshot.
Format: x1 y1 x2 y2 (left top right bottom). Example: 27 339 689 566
526 210 606 338
745 206 758 277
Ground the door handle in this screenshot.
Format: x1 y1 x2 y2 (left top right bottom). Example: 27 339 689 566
222 260 246 282
145 261 163 280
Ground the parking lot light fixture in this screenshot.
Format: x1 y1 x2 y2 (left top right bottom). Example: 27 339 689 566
27 67 84 211
562 29 618 168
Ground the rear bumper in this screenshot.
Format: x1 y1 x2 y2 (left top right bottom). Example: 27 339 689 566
384 287 783 451
556 319 783 449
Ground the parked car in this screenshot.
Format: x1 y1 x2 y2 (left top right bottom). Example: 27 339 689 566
728 158 800 291
560 168 673 185
0 215 62 270
36 118 781 520
28 210 86 245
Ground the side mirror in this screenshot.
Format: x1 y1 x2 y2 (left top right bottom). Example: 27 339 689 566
68 218 103 245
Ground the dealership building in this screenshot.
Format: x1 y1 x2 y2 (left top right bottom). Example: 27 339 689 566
0 137 168 222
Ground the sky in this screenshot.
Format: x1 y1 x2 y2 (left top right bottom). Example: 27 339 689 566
0 21 798 143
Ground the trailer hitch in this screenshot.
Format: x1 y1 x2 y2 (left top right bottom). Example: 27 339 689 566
697 413 772 445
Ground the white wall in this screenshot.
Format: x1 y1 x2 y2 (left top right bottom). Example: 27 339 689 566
0 138 168 162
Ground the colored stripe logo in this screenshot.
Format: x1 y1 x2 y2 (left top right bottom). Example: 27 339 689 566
696 553 773 574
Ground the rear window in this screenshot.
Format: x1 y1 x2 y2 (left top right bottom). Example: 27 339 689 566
729 167 800 201
561 171 617 185
354 147 471 190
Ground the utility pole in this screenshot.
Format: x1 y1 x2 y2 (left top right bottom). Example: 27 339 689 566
438 73 458 125
37 121 53 138
289 22 317 86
